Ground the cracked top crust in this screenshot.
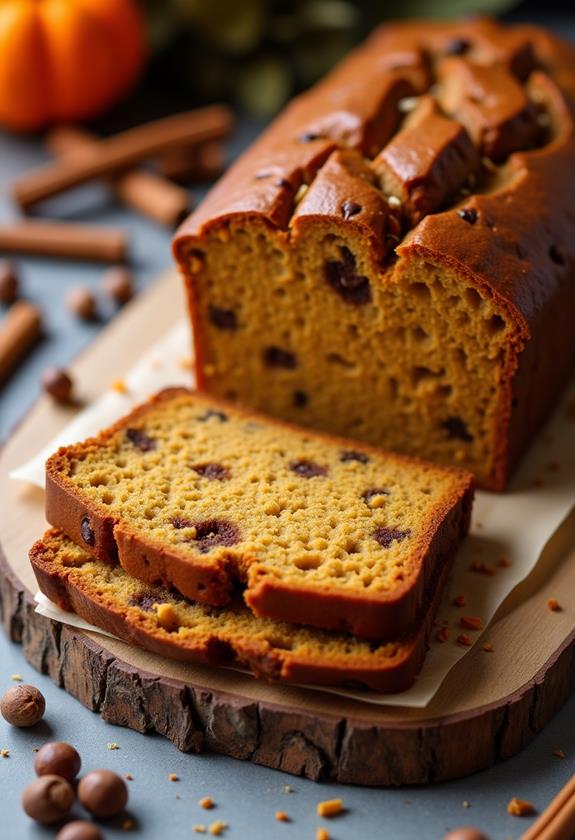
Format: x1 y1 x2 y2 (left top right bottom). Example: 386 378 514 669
173 17 575 332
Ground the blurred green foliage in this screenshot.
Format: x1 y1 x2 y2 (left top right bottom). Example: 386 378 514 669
142 0 520 115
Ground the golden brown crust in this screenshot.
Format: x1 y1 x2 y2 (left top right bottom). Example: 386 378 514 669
172 18 575 491
45 388 473 640
29 528 454 693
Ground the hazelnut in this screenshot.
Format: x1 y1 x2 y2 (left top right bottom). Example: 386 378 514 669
0 259 18 304
66 286 96 320
1 683 45 727
41 367 74 403
56 821 103 840
102 266 133 305
22 775 74 824
35 741 81 781
78 769 128 818
443 829 490 840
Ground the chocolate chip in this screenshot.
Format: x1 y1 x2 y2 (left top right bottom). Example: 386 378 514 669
442 416 474 442
192 519 241 553
457 208 478 225
342 201 362 220
209 305 237 330
129 591 159 612
362 487 390 504
192 462 230 481
297 131 323 142
197 408 228 422
445 37 470 55
340 450 370 464
126 427 156 452
293 390 308 408
264 346 297 369
80 517 95 546
373 526 411 548
290 459 328 478
325 246 371 305
549 245 565 265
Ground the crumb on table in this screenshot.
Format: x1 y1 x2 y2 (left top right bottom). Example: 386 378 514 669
507 797 535 816
316 798 344 818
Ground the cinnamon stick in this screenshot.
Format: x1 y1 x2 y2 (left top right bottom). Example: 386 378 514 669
0 220 127 262
47 126 191 228
156 141 225 184
0 301 42 384
13 106 233 210
521 774 575 840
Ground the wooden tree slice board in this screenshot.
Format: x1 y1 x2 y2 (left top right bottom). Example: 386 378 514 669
1 271 575 786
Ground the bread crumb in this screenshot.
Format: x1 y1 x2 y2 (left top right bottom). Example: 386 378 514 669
460 616 482 631
507 797 535 816
193 827 206 835
125 773 134 780
552 748 566 758
275 811 290 822
482 642 494 653
111 379 128 394
547 599 561 612
462 800 470 808
168 773 179 782
282 784 294 794
199 797 214 809
121 818 135 831
1 748 10 758
452 595 466 607
107 742 120 750
470 560 496 576
316 829 331 840
457 633 473 647
316 798 344 818
436 627 450 642
209 821 227 836
498 557 512 568
10 674 23 681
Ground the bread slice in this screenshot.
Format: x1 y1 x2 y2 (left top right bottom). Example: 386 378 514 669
30 529 453 694
45 388 473 640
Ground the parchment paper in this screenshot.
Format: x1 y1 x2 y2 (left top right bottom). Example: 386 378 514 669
12 321 575 708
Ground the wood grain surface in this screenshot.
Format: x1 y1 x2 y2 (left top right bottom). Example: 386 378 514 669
1 271 574 786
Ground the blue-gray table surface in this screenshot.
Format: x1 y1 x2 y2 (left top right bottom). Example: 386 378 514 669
1 16 575 839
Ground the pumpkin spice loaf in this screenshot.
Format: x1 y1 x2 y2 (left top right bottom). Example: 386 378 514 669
173 17 575 490
30 528 453 693
45 388 473 640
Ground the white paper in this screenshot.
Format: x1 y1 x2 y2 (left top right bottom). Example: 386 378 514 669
16 322 575 708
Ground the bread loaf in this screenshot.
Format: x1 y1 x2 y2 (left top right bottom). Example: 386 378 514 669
173 18 575 490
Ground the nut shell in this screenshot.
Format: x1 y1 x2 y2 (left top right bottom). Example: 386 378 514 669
56 820 103 840
35 741 82 781
22 775 74 824
41 367 74 403
78 769 128 818
444 829 490 840
0 683 45 727
102 266 133 305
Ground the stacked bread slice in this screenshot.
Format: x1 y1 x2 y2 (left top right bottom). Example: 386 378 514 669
31 388 473 693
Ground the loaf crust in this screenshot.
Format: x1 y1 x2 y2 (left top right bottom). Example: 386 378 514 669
30 529 453 694
173 18 575 490
45 388 473 640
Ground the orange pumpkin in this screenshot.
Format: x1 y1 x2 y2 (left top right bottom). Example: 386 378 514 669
0 0 147 132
